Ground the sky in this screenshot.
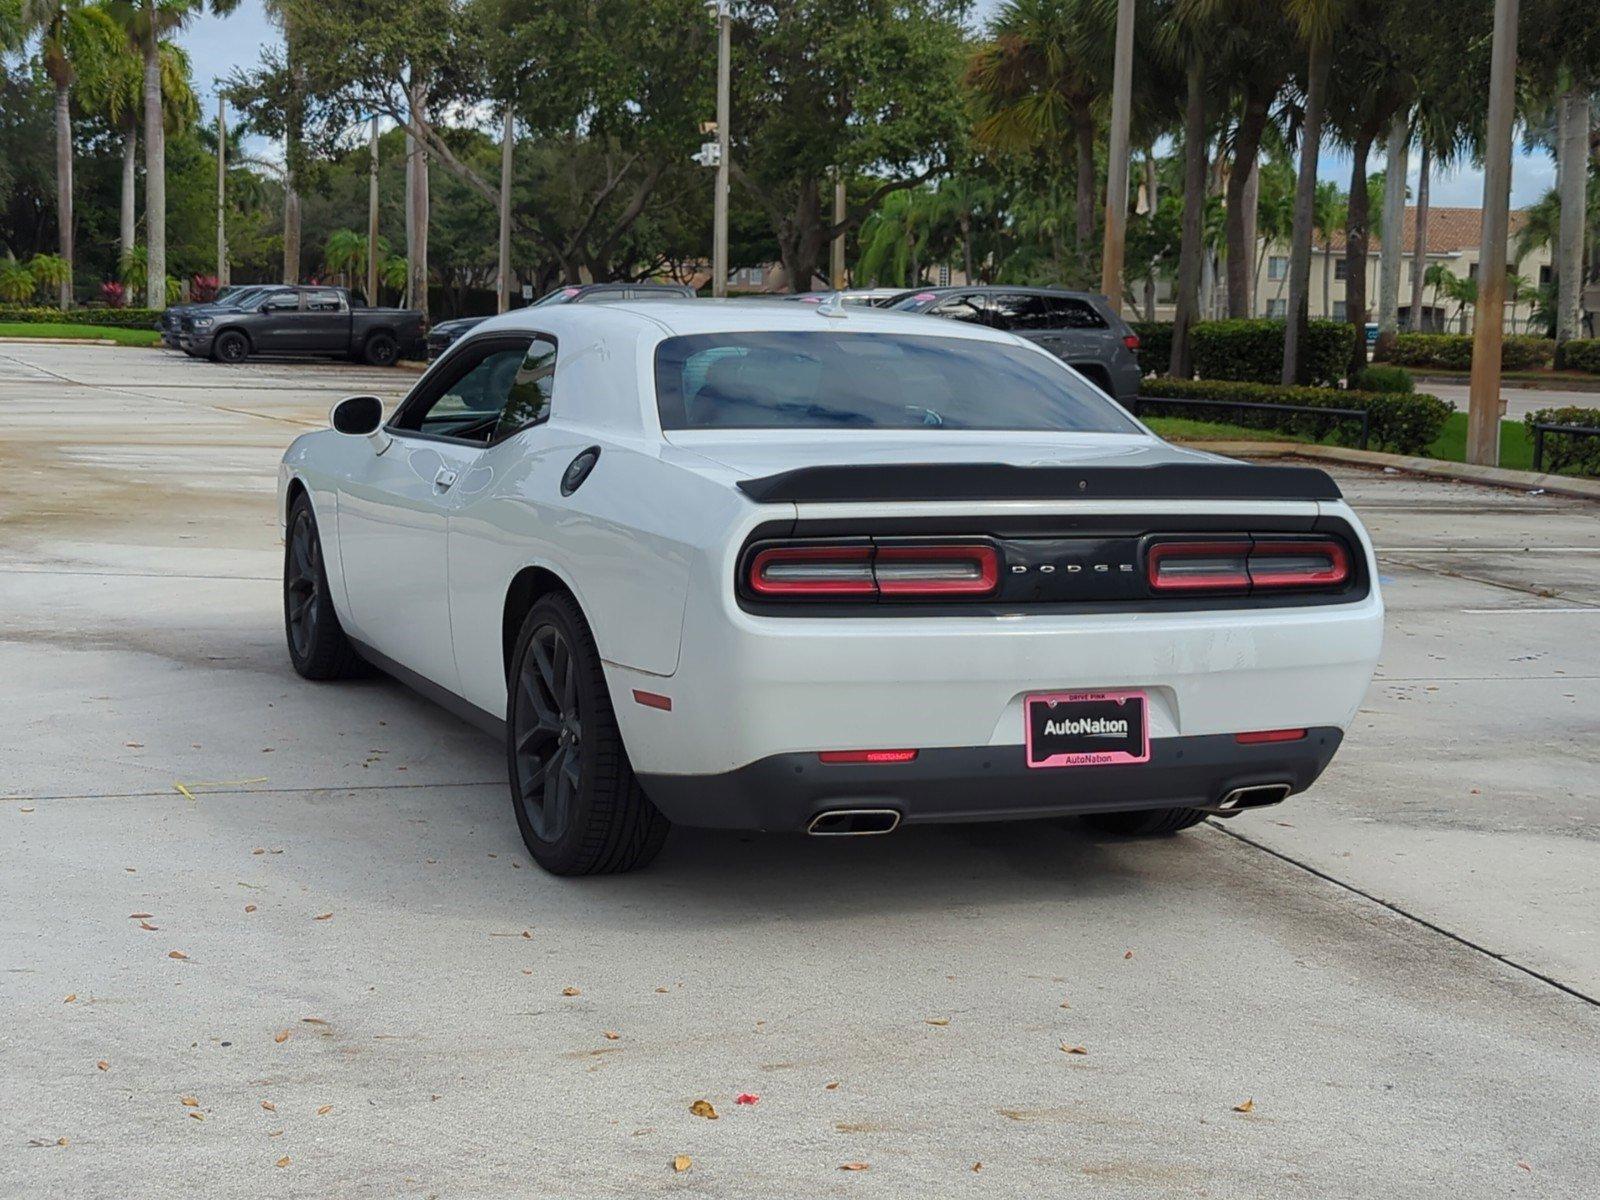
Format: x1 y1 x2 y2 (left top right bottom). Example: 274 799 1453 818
179 0 1557 210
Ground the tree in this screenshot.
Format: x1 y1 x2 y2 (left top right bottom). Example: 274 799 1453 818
1281 0 1348 383
20 0 115 305
733 0 969 291
124 0 239 309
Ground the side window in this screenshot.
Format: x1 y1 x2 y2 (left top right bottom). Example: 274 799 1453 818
304 289 345 313
263 292 300 312
990 293 1051 331
1041 297 1108 330
393 342 530 444
929 294 992 325
495 337 558 439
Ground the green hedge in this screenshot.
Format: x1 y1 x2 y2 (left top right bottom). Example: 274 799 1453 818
1137 377 1452 456
1189 318 1357 388
1391 332 1555 371
1353 364 1414 394
0 305 163 330
1555 339 1600 374
1129 322 1171 375
1526 406 1600 475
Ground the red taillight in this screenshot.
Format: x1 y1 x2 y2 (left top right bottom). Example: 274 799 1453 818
1235 728 1307 744
1123 333 1141 351
818 749 918 764
748 544 875 596
875 544 999 596
1146 541 1251 592
1147 537 1350 594
746 543 998 600
1246 539 1350 589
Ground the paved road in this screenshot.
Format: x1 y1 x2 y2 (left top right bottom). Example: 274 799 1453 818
3 344 1596 1198
1423 380 1599 421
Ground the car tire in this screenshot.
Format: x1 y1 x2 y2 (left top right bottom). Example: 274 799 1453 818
363 331 400 366
1081 807 1207 836
506 593 670 876
283 494 365 681
212 330 249 364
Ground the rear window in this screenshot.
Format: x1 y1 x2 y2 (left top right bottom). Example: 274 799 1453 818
653 332 1139 433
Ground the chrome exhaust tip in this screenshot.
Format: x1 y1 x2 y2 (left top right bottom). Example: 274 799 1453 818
1214 783 1293 813
806 809 901 836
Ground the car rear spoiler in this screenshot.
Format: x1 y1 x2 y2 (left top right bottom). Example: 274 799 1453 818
735 462 1343 504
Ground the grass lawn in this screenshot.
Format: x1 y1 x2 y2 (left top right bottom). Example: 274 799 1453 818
0 322 161 346
1425 412 1535 471
1143 416 1312 443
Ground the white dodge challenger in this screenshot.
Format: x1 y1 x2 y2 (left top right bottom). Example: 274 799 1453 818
278 299 1383 875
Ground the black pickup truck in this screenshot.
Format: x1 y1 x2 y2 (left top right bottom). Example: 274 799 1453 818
177 286 426 366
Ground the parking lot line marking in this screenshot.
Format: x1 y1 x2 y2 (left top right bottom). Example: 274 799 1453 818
1208 822 1600 1011
1460 607 1600 614
5 781 503 803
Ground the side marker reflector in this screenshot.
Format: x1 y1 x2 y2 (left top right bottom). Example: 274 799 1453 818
818 749 919 765
1235 728 1306 744
632 690 673 712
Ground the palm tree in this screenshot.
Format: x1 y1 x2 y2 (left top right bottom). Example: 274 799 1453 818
967 0 1115 273
76 17 194 267
261 0 303 284
21 0 113 307
1281 0 1350 383
0 258 36 302
1313 180 1345 319
323 229 390 289
123 0 239 309
1425 263 1476 333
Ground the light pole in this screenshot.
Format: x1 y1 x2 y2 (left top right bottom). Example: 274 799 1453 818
710 0 731 297
498 104 515 313
216 96 228 286
367 116 380 308
1466 0 1519 467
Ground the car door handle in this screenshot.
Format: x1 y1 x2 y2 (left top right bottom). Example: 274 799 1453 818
433 466 458 492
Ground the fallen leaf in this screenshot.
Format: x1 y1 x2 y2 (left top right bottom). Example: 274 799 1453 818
64 994 77 1003
972 1162 983 1172
603 1031 620 1041
1059 998 1071 1009
168 951 187 961
671 1155 692 1173
521 930 532 939
301 1017 328 1025
924 1017 950 1027
139 921 158 931
1124 950 1134 960
96 1061 110 1071
268 1129 283 1137
561 987 581 997
735 1092 759 1106
521 968 532 976
689 1099 718 1120
129 912 153 919
316 1105 332 1116
18 807 34 813
1517 1161 1532 1172
825 1082 839 1091
57 1138 69 1146
276 1156 291 1168
839 1162 869 1172
1233 1098 1255 1114
261 1101 276 1112
188 1112 204 1121
180 1096 199 1107
273 1031 290 1044
124 742 144 748
252 848 265 856
244 905 257 913
655 986 669 994
313 912 333 921
1061 1044 1088 1055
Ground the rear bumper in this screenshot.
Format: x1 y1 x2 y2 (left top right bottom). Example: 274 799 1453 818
638 728 1343 831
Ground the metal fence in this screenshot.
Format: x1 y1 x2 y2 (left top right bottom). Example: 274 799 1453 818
1130 395 1371 452
1530 421 1600 473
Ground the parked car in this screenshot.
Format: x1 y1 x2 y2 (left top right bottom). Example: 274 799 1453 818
279 301 1383 875
158 284 266 348
530 281 697 306
780 288 906 307
179 286 425 366
426 315 491 360
887 286 1143 402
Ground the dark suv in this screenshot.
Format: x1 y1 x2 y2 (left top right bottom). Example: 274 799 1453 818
887 286 1141 403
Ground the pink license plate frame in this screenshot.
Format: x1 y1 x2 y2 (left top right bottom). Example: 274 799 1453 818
1024 690 1150 769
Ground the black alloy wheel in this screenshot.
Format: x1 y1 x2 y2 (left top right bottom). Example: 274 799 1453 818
511 620 584 844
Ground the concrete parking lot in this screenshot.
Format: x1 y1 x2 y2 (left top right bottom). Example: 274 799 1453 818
2 342 1597 1198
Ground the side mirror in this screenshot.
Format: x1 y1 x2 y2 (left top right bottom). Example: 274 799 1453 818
331 395 391 454
259 302 273 313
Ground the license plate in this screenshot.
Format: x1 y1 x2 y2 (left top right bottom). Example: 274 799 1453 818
1025 690 1149 768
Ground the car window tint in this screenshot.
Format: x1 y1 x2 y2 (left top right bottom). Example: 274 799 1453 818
989 293 1052 331
928 294 991 325
1041 296 1108 329
495 338 558 439
304 289 344 313
410 348 527 442
655 332 1139 433
263 292 299 312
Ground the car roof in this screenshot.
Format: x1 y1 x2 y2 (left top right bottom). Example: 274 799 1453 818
891 285 1111 302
